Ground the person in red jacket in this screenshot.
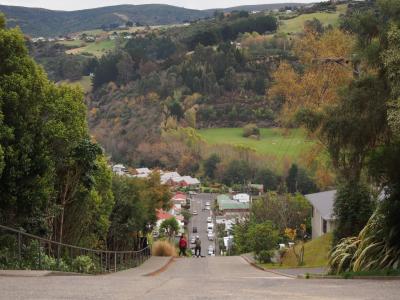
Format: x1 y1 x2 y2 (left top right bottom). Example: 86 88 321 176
178 234 187 256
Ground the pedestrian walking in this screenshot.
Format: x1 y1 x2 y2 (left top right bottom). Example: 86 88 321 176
194 236 201 257
179 234 187 256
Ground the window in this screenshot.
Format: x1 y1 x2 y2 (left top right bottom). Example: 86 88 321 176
322 219 327 234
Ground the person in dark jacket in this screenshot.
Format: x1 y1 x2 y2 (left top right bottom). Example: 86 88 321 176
179 234 187 256
194 236 201 257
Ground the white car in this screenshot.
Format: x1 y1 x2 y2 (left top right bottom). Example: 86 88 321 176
207 217 212 223
207 223 214 230
205 201 210 206
208 246 214 255
192 210 198 215
208 233 214 241
205 205 210 210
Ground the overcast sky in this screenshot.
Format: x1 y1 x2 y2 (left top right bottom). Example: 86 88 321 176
0 0 318 11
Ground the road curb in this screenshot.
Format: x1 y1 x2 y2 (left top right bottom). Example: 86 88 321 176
240 255 296 279
143 256 174 277
297 274 400 280
0 270 87 277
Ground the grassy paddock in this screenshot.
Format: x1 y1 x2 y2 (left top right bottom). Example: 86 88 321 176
58 76 92 93
279 4 347 34
197 127 314 160
64 39 116 57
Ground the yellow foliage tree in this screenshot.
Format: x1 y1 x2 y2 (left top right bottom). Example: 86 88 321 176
269 29 355 125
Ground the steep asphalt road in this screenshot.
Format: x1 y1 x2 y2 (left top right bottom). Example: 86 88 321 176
1 256 400 299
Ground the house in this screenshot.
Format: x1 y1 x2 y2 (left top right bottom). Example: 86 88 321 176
249 184 264 195
112 164 126 175
305 190 336 239
160 172 181 184
179 176 200 188
217 194 250 217
155 209 184 234
232 193 251 203
133 168 151 178
171 192 187 204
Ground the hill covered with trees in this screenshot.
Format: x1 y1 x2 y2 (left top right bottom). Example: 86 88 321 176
0 3 305 37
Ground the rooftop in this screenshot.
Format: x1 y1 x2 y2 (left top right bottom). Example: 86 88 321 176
217 194 250 211
305 190 336 220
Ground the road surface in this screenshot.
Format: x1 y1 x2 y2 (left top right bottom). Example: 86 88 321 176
1 256 400 299
188 193 217 256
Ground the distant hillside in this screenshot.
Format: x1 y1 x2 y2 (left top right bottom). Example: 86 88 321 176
0 4 210 37
1 3 307 37
208 3 307 13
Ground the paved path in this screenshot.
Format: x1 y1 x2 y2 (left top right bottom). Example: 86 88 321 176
1 256 400 299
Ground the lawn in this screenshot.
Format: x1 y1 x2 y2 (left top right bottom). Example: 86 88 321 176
261 233 333 269
65 39 116 57
279 4 347 34
58 76 92 93
197 127 314 159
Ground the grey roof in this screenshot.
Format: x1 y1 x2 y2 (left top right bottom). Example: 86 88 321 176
305 190 336 220
217 195 250 211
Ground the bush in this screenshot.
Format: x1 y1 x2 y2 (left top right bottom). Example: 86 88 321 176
257 250 273 264
242 123 260 138
152 240 177 257
72 255 95 273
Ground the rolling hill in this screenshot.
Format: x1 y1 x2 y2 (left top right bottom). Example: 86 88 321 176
1 3 306 37
0 4 210 37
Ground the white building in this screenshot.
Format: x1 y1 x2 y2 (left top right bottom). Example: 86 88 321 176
305 190 337 239
112 164 126 175
233 193 251 203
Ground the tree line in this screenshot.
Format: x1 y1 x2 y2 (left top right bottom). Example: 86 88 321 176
0 15 171 256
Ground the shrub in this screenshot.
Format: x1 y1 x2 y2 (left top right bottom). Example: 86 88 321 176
152 240 177 257
257 250 273 263
72 255 95 273
242 123 260 138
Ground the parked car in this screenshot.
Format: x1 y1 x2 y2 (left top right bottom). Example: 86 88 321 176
207 217 212 223
208 245 214 255
207 223 214 230
193 226 197 233
208 233 214 241
192 210 198 215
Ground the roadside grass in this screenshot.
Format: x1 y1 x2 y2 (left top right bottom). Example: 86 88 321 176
197 127 314 160
261 233 333 269
341 269 400 279
152 240 177 257
279 4 347 34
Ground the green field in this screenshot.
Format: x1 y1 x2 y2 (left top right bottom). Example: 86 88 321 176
58 76 92 93
64 39 116 57
197 128 314 159
279 4 347 34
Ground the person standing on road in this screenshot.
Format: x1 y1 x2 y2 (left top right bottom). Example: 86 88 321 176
194 236 201 257
179 234 187 257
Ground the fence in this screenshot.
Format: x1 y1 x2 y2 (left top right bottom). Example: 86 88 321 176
0 224 151 274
